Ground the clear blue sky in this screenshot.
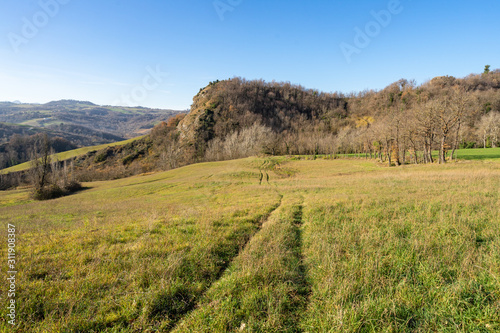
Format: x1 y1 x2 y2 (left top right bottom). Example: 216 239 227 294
1 0 499 109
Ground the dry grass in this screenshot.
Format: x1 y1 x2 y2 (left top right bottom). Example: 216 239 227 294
0 157 499 332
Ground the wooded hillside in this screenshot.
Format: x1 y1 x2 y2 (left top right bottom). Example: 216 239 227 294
168 69 500 167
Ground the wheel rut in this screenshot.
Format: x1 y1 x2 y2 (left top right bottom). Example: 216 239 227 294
167 195 284 332
290 199 311 332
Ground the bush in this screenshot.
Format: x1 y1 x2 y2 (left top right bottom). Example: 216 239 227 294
32 180 82 201
33 184 64 200
64 180 82 193
460 141 477 149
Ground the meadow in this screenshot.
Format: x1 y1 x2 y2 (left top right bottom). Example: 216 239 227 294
0 136 145 174
0 155 499 332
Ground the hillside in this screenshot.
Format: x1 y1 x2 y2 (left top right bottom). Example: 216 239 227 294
177 78 348 156
0 136 146 174
0 122 124 146
159 72 500 169
0 100 185 170
0 100 184 142
1 157 499 331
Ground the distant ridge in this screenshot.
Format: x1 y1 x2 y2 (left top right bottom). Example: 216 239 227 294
44 99 97 107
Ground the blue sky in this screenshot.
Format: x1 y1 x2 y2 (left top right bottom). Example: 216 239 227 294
0 0 499 109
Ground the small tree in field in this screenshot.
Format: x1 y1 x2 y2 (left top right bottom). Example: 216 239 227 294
29 134 52 196
28 134 81 200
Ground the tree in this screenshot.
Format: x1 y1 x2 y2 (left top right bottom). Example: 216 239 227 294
449 87 473 160
414 101 436 164
29 133 52 194
28 133 81 200
477 112 500 148
434 95 462 164
484 65 491 75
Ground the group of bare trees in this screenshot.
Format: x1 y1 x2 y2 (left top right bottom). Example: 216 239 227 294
205 124 275 161
0 133 76 170
476 111 500 148
335 80 500 165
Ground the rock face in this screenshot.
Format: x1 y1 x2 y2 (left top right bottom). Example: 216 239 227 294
177 106 208 143
176 78 347 155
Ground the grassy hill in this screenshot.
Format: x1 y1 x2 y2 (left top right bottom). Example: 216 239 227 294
1 156 499 332
1 136 145 173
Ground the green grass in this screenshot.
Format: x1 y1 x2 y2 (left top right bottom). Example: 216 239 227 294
0 159 281 332
299 163 500 332
0 122 35 128
18 119 43 126
110 107 133 114
174 195 308 332
331 148 500 162
454 147 500 160
1 157 499 332
0 136 146 173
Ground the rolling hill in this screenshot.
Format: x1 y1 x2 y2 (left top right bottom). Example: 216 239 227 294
0 100 184 142
0 136 146 173
0 100 185 170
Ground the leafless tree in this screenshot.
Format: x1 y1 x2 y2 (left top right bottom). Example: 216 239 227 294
477 111 500 148
28 134 53 193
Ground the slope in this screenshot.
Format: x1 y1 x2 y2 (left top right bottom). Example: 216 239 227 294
1 157 499 332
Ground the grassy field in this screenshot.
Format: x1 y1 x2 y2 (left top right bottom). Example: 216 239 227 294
337 148 500 162
0 136 146 174
454 147 500 160
1 156 499 332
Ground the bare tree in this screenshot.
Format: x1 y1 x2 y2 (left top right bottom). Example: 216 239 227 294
28 134 53 194
477 111 500 148
449 87 474 160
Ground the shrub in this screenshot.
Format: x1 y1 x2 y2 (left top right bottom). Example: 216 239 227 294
33 184 64 200
32 180 82 201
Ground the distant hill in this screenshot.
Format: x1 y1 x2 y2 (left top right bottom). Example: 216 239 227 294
0 122 124 146
0 99 185 144
0 100 185 170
